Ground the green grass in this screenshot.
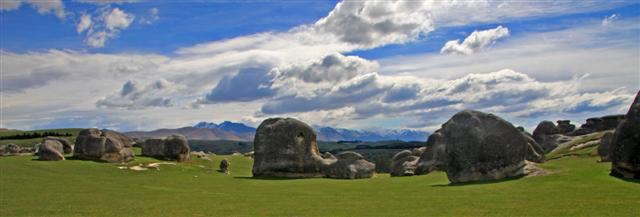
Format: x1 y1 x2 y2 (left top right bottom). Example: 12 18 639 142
1 148 638 216
0 128 82 147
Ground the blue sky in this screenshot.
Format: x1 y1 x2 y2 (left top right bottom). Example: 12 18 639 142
1 0 639 132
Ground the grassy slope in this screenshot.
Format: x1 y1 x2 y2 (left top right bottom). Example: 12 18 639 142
1 149 638 217
546 131 612 160
0 128 82 147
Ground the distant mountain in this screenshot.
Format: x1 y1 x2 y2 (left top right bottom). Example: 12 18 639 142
195 121 255 134
314 126 428 142
125 127 253 141
126 121 428 142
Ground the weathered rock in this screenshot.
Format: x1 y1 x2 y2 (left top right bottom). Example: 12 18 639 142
571 118 606 136
601 115 625 130
439 110 528 183
73 128 135 163
191 151 210 160
390 150 420 177
324 151 375 179
415 130 447 175
43 137 73 154
252 118 333 178
219 159 230 173
598 132 614 162
556 120 576 134
140 135 190 162
0 144 22 156
536 134 573 153
102 130 135 147
38 140 65 161
322 152 336 160
532 121 560 141
523 133 545 163
610 91 640 179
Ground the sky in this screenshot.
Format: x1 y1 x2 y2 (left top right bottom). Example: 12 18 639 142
1 0 639 133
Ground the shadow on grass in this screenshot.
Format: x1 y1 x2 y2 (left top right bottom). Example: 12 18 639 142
431 174 525 187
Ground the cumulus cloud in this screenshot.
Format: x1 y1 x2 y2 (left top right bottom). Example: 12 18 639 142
441 25 510 55
96 80 178 110
204 66 277 103
76 7 135 47
0 0 65 18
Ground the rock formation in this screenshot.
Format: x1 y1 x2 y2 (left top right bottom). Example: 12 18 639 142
522 133 545 163
0 144 21 156
325 151 375 179
601 115 625 130
252 118 333 178
73 128 135 163
598 132 614 162
252 117 375 179
556 120 576 134
439 110 528 183
389 147 427 177
37 139 65 161
140 135 191 162
43 136 73 154
415 130 446 175
407 110 530 183
610 91 640 179
532 121 572 153
219 159 230 173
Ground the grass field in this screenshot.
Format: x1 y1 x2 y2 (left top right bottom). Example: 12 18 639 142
1 148 638 217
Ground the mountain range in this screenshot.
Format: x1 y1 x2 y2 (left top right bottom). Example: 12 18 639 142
125 121 429 142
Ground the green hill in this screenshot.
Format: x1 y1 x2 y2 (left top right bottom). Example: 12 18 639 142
1 148 638 216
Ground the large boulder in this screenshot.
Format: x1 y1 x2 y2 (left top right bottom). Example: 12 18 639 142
0 144 21 156
556 120 576 134
523 133 545 163
601 115 625 130
43 137 73 154
532 121 572 153
219 159 230 173
610 91 640 179
598 132 614 162
532 121 560 141
437 110 528 183
38 140 65 161
140 135 191 162
324 151 375 179
73 128 135 163
415 131 447 175
390 150 420 177
102 130 135 147
252 118 334 178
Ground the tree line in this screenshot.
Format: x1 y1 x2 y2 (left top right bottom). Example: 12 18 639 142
0 132 73 140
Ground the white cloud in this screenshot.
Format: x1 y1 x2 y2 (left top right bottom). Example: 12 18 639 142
0 0 65 18
76 7 136 48
76 13 92 34
441 25 510 55
96 80 179 110
602 14 619 26
104 7 134 31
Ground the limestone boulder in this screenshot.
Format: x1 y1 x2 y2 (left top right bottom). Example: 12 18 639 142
523 133 545 163
610 91 640 179
0 144 21 156
43 136 73 154
73 128 135 163
38 139 65 161
390 150 419 177
219 159 230 173
415 130 447 175
252 118 333 178
140 135 190 162
439 110 528 183
556 120 576 134
324 151 375 179
598 132 614 162
532 121 560 141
